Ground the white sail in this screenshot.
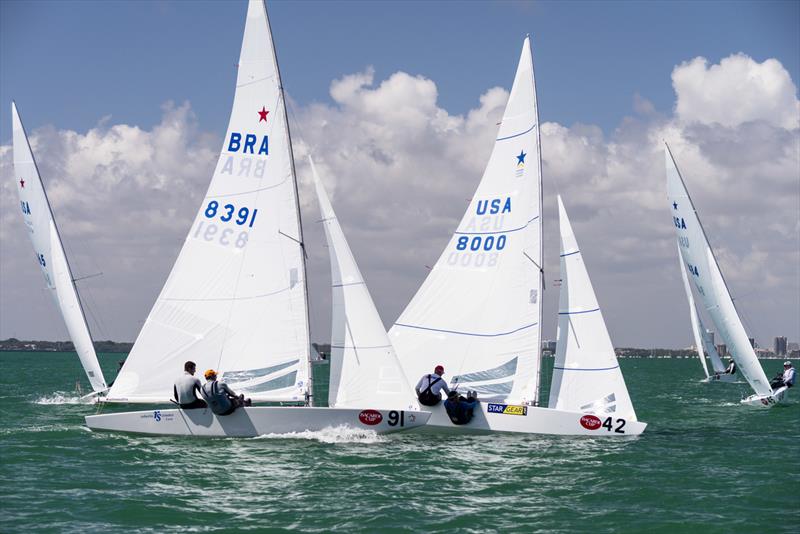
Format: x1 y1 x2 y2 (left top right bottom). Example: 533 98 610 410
678 247 711 378
704 329 726 374
108 0 310 403
310 158 418 411
390 37 543 404
11 102 108 393
665 144 771 396
548 197 637 421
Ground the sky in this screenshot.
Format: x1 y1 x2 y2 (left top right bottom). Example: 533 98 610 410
0 0 798 349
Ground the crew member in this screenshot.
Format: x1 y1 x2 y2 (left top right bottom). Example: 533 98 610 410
770 361 796 390
173 361 207 409
415 365 450 406
200 369 251 416
444 390 478 425
723 358 736 375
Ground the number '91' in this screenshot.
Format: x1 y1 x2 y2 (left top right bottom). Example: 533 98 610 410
204 201 258 227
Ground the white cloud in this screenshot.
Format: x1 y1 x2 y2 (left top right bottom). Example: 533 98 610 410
1 54 798 350
672 53 800 129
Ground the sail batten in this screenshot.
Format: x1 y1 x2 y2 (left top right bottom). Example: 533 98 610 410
107 0 310 403
12 102 108 393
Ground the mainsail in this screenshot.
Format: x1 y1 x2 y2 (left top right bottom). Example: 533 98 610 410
390 37 543 404
310 158 418 411
12 102 108 393
548 197 637 421
108 0 310 403
665 144 771 396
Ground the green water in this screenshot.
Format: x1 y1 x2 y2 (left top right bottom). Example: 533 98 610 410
1 352 797 533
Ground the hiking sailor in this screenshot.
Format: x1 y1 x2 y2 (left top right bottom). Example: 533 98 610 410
200 369 251 416
770 361 796 390
415 365 450 406
723 358 736 375
444 390 478 425
173 361 207 409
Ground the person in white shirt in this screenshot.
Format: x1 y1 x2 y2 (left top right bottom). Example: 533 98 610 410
771 361 796 390
173 361 207 409
415 365 450 406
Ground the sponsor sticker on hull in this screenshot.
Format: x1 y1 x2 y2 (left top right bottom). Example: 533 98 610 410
358 409 383 426
487 403 527 416
579 415 602 430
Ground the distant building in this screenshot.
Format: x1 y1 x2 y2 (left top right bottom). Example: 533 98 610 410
716 344 728 357
774 336 788 356
542 339 557 354
705 330 715 346
788 342 799 352
748 337 756 348
790 349 800 359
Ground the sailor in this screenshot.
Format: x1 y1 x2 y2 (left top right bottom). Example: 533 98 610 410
415 365 450 406
173 361 207 409
770 361 796 390
443 390 478 425
723 358 736 375
200 369 251 416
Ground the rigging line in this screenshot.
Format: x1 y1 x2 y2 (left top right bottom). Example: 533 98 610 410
73 272 103 282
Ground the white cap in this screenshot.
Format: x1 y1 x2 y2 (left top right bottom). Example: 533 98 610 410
784 361 792 366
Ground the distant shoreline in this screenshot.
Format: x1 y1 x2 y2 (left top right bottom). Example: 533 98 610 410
0 338 793 359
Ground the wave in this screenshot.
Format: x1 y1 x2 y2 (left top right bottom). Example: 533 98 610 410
254 425 386 444
33 392 88 405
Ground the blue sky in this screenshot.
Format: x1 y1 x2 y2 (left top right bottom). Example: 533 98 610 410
1 0 798 348
2 1 797 141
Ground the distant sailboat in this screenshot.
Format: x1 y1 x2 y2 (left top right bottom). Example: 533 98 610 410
12 102 108 396
390 37 646 435
85 0 428 436
665 143 786 406
677 245 735 383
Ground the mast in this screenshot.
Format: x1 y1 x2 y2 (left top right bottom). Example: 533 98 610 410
261 0 313 406
529 35 544 405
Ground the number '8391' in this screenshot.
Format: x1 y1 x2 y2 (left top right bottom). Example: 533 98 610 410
204 201 258 227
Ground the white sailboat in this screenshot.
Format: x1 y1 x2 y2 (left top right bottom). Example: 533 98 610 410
677 245 734 383
12 102 108 396
85 0 428 436
665 143 786 406
389 37 646 435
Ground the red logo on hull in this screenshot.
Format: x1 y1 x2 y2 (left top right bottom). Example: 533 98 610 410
580 415 602 430
359 409 383 426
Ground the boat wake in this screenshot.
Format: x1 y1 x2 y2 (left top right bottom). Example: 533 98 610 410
33 392 87 405
254 425 386 444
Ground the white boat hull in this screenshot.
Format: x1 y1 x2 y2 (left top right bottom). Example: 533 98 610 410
740 386 790 407
85 406 430 437
412 401 646 436
701 373 737 383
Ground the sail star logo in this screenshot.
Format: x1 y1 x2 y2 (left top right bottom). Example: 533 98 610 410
515 150 526 177
19 178 25 188
258 106 269 123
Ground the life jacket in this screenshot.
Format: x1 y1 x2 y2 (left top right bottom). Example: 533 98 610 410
201 381 233 415
417 375 443 406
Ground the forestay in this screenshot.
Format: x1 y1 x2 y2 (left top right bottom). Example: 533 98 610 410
665 145 771 397
548 197 637 421
390 37 543 404
108 0 310 403
12 102 108 393
310 158 418 411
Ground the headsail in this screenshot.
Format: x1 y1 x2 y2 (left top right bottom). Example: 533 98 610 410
12 102 108 393
108 0 310 403
548 197 637 421
665 144 771 396
678 247 711 378
390 37 543 404
310 158 418 411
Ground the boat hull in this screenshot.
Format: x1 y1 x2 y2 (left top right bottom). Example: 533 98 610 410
701 373 737 383
740 386 790 407
411 401 646 436
85 406 430 437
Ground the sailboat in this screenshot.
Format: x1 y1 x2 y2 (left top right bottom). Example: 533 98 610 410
12 102 109 397
665 143 787 406
389 37 646 435
677 245 735 383
84 0 428 436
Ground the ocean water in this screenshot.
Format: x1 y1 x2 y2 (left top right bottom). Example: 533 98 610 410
1 352 797 533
